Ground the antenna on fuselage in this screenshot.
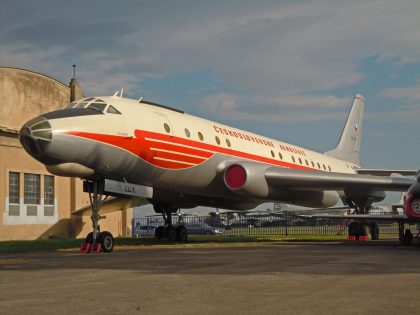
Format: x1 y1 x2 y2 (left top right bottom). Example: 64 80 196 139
112 89 124 97
138 97 143 103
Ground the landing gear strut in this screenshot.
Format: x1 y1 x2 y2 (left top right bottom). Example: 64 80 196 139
82 179 115 253
154 205 188 242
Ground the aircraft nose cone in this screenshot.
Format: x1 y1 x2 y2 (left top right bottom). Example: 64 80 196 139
19 116 52 158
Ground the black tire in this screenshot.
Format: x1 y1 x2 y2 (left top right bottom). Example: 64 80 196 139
359 223 370 239
85 232 101 244
100 231 114 253
85 232 94 244
348 222 359 238
155 226 166 240
370 223 380 240
404 229 413 245
167 226 177 242
176 225 188 242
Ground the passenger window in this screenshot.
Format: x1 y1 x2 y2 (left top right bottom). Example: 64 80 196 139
106 105 121 114
328 165 331 172
278 153 283 160
317 162 321 169
292 156 295 163
215 136 221 145
323 164 326 170
185 128 191 138
164 123 171 133
311 161 315 168
305 160 309 166
226 139 231 148
298 158 302 165
198 132 204 141
271 150 275 158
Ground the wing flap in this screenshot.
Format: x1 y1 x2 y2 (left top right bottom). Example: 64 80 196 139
264 167 414 191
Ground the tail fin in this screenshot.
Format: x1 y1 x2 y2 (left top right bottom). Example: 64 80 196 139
325 94 365 166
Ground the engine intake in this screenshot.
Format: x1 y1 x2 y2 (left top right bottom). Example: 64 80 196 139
405 182 420 220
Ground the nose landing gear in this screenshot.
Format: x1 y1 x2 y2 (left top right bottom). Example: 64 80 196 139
81 179 115 253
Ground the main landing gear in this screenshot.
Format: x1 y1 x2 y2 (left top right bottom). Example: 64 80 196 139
348 221 379 241
346 197 379 241
153 205 188 242
81 179 115 253
398 222 413 245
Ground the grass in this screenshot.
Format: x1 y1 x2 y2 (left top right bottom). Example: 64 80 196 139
0 234 352 254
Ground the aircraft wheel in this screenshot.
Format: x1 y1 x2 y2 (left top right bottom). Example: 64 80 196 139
403 229 413 245
348 222 359 239
167 226 177 242
176 225 188 242
85 232 94 244
155 226 165 240
370 223 380 240
359 223 370 239
100 231 114 253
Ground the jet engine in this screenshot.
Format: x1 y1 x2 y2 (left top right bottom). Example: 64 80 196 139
405 182 420 220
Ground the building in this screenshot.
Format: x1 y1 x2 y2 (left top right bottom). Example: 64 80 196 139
0 67 132 240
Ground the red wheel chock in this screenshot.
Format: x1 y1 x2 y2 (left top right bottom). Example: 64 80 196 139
80 243 102 253
347 236 356 241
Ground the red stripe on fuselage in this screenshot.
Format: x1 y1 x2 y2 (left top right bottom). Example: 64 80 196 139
65 130 315 171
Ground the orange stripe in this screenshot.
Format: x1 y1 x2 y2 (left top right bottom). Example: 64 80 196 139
66 130 317 171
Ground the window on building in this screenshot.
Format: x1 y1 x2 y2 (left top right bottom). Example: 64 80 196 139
24 173 40 205
9 172 19 204
44 175 54 205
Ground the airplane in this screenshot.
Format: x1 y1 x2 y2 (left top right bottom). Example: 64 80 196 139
19 92 420 252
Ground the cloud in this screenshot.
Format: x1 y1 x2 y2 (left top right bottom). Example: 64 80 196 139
379 82 420 102
199 92 351 123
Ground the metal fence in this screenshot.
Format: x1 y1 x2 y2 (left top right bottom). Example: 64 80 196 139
132 213 414 237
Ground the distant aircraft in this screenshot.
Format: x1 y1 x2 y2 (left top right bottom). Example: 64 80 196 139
19 92 420 251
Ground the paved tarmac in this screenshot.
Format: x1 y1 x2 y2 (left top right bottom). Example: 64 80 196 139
1 240 420 314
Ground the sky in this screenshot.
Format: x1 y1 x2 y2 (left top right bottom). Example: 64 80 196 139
1 0 420 213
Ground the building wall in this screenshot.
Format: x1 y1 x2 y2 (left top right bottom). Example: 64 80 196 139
0 67 132 240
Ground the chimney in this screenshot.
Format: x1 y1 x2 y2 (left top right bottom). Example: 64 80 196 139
69 65 83 102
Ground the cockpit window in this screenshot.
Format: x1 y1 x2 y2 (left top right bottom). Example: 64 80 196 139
87 103 107 112
84 97 96 102
106 105 121 114
74 102 88 108
64 102 77 109
95 99 105 103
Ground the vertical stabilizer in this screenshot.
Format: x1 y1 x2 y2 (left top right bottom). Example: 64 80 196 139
325 94 365 166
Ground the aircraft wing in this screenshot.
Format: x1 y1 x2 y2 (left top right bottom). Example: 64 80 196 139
72 196 149 216
264 167 414 191
222 162 415 208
